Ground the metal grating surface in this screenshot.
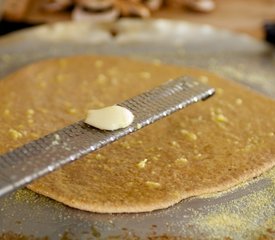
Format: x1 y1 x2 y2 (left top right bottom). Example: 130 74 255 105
0 77 214 198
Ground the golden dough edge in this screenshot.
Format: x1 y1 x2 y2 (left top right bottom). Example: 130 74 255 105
27 160 275 213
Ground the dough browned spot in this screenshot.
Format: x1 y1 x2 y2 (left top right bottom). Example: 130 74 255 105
0 56 274 213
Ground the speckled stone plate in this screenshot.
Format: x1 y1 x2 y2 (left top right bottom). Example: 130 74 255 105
0 19 274 240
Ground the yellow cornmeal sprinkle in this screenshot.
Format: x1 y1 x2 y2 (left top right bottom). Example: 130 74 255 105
216 88 224 95
210 108 229 123
119 141 131 149
55 74 65 83
140 72 151 79
95 60 103 68
8 129 23 140
187 167 275 239
67 107 77 115
4 109 10 116
180 129 197 141
146 181 161 189
199 75 208 83
27 109 34 116
175 157 188 165
11 188 68 213
268 132 274 137
96 74 107 84
202 212 244 230
214 113 229 123
137 159 148 169
95 153 105 160
235 98 243 105
11 189 56 212
39 81 47 88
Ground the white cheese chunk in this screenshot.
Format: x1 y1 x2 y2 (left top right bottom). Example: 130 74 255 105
85 105 134 131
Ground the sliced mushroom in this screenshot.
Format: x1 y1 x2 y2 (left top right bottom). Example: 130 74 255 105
184 0 215 13
144 0 163 11
74 0 115 10
72 5 119 22
42 0 73 12
115 0 150 18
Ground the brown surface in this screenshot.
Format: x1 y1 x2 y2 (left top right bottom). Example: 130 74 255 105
3 0 275 39
0 55 275 213
153 0 275 39
3 0 31 21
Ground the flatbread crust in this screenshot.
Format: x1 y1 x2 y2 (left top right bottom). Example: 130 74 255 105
0 56 274 213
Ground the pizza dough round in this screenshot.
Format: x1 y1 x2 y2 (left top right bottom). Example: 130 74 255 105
0 56 274 213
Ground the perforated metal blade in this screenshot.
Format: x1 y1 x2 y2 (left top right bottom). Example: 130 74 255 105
0 76 214 198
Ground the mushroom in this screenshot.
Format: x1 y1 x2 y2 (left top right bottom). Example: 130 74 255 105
144 0 163 11
184 0 216 13
74 0 114 10
114 0 150 18
43 0 216 22
72 5 119 22
42 0 73 12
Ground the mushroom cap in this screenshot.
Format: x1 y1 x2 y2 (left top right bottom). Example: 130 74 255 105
72 5 119 22
74 0 115 10
43 0 73 12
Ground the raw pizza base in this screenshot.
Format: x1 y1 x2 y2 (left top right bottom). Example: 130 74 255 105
0 56 275 213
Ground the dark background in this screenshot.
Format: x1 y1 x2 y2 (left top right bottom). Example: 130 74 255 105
0 20 35 35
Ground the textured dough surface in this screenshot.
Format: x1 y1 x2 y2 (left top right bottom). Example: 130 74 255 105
0 56 275 213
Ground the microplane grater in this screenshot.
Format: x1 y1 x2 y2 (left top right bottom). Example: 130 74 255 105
0 76 215 198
